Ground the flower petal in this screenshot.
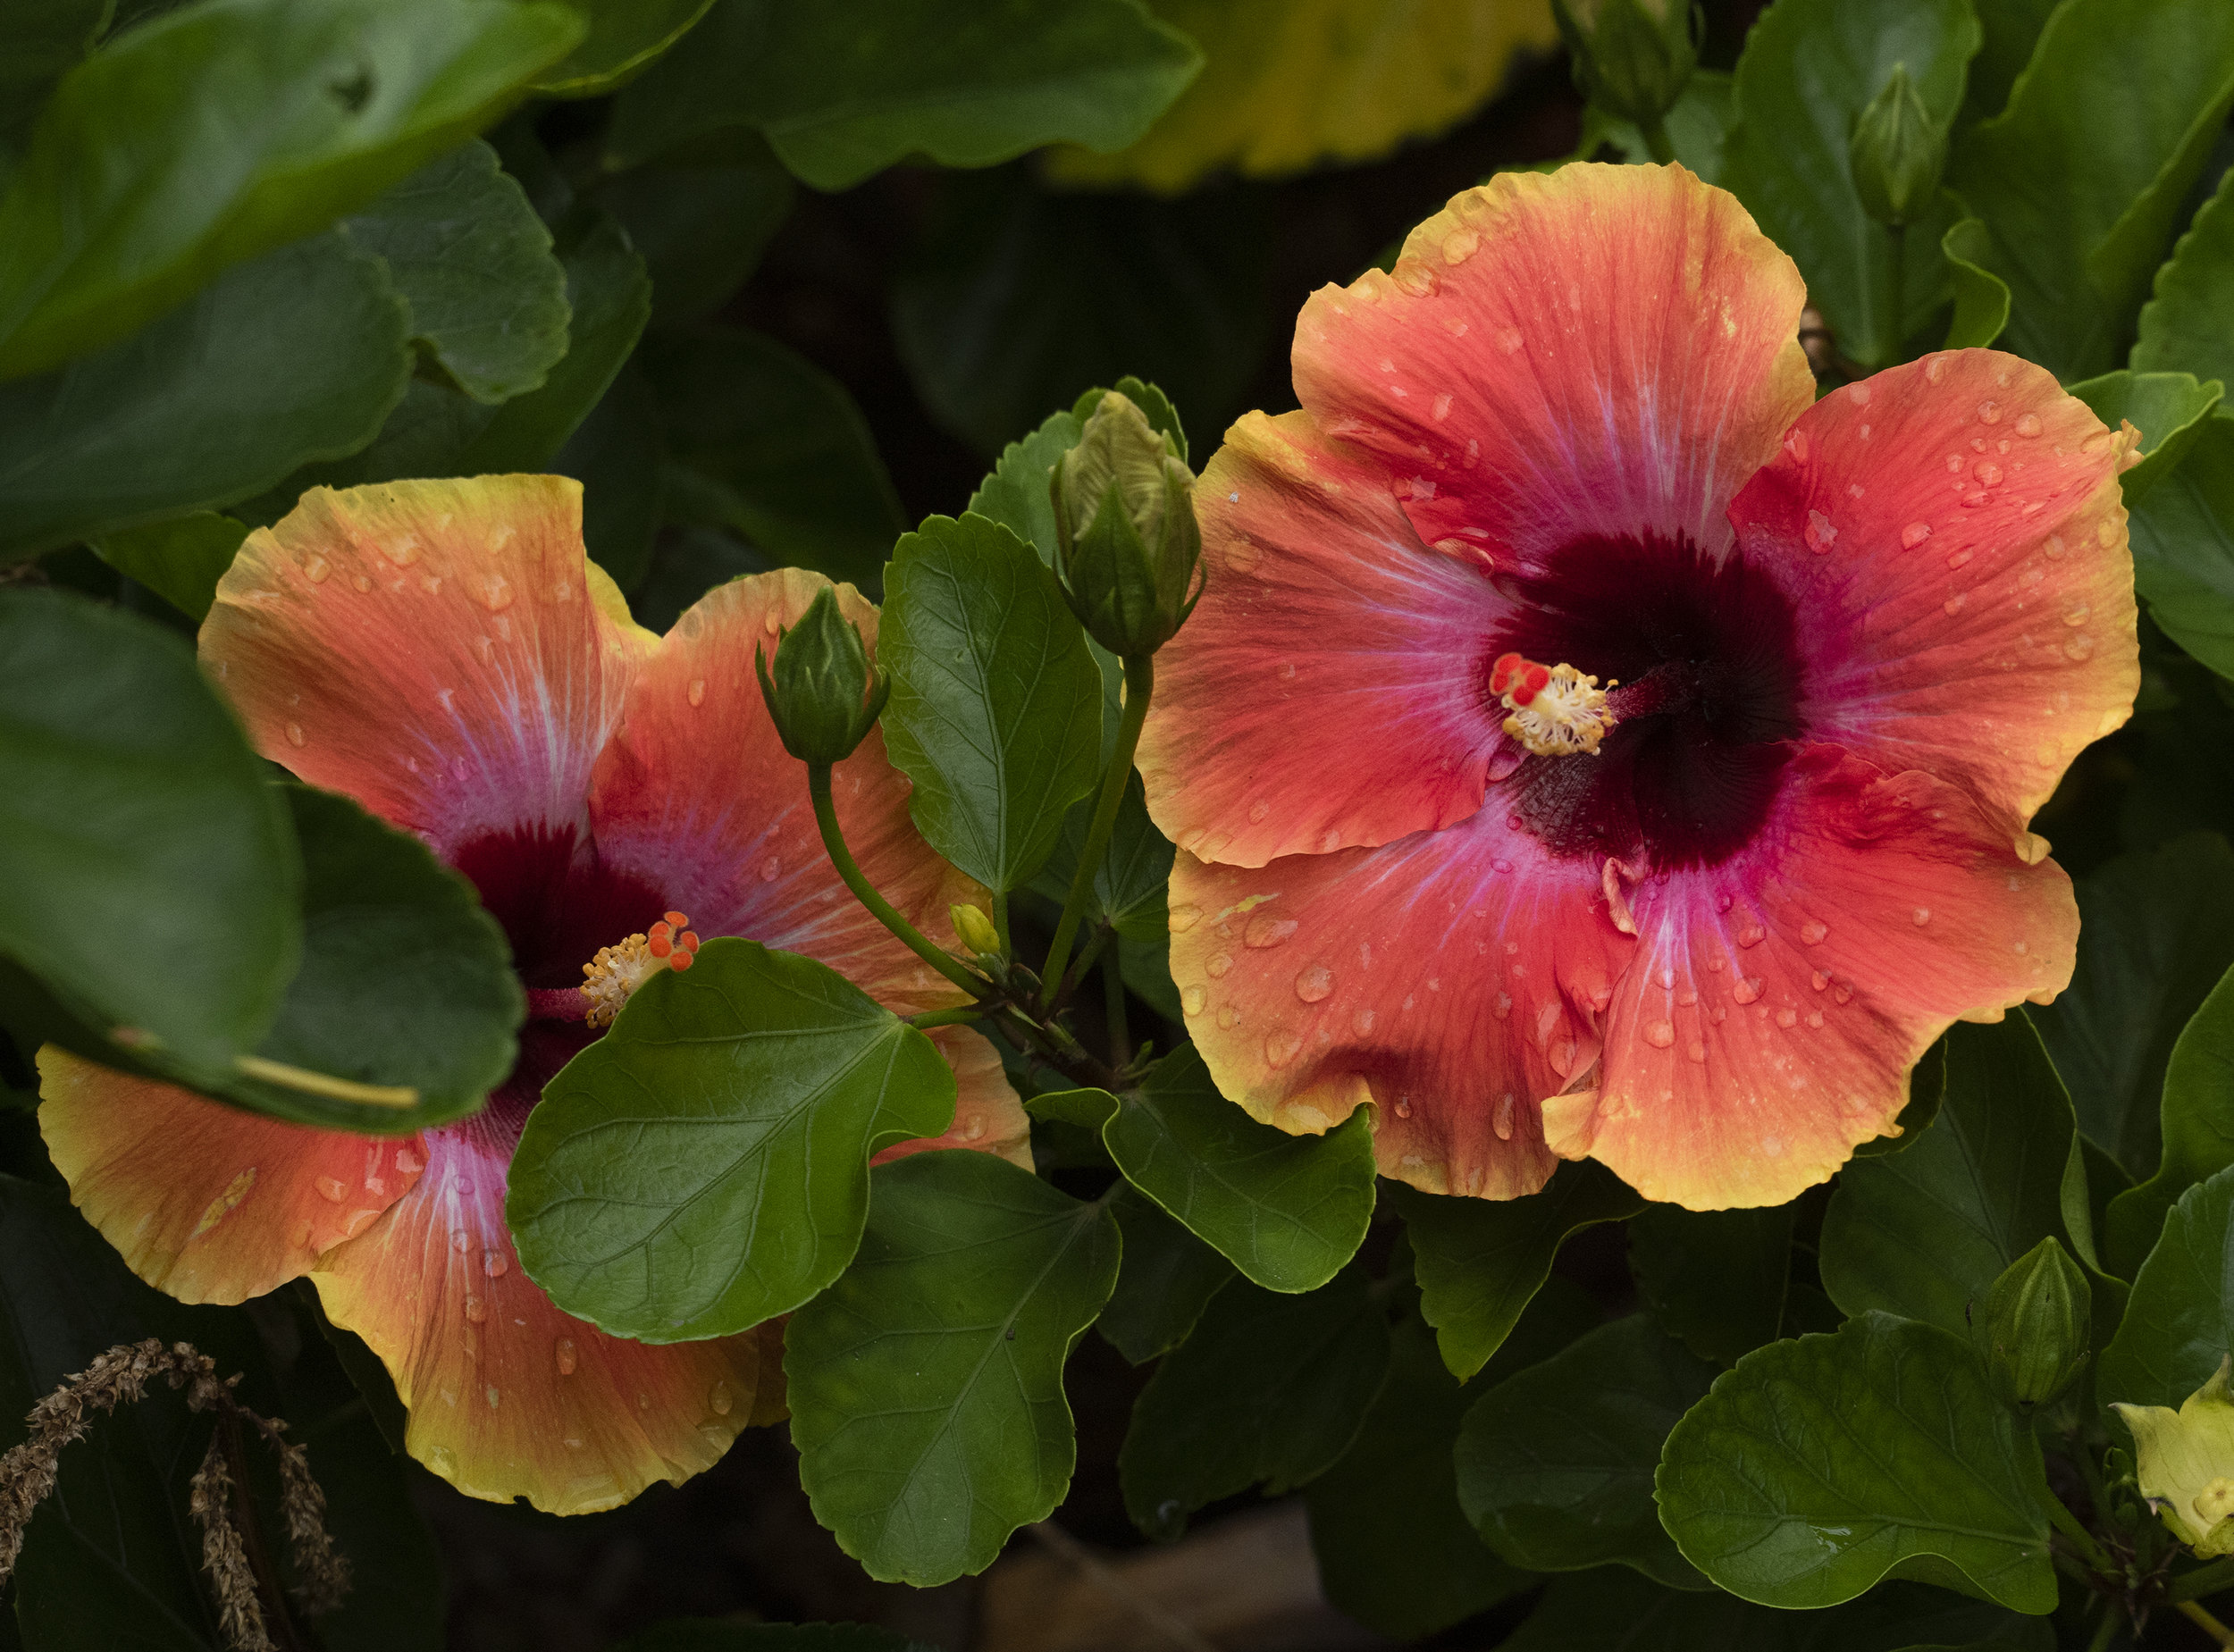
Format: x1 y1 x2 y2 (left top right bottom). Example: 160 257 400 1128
873 1027 1032 1170
1731 349 2140 842
1542 747 2078 1210
586 568 984 1018
1292 162 1814 569
1169 809 1634 1199
200 476 656 860
1139 409 1516 867
35 1047 422 1304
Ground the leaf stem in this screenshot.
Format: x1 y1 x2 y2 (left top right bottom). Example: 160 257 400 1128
1639 116 1677 164
907 1006 985 1032
808 764 984 997
2182 1599 2234 1647
2043 1485 2117 1572
1103 948 1130 1069
233 1054 416 1110
2083 1600 2123 1652
1042 653 1153 1005
2169 1556 2234 1604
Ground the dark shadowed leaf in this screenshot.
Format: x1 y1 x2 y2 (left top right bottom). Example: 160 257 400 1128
592 138 794 329
2099 1165 2234 1412
2103 963 2234 1276
612 1624 934 1652
1629 1205 1794 1365
1096 1185 1233 1364
534 0 716 97
89 513 248 624
0 0 107 147
552 359 664 592
2136 167 2234 390
1962 0 2059 124
2126 416 2234 680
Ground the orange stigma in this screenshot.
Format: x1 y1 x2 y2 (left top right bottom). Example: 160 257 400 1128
581 911 703 1027
1491 651 1616 757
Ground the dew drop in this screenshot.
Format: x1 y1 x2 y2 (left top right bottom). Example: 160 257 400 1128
1913 907 1932 927
483 1252 508 1278
464 1296 488 1323
1686 1041 1707 1064
1264 1030 1303 1069
486 1385 500 1410
1168 903 1201 934
1206 952 1233 978
1776 1008 1799 1028
709 1379 733 1416
1946 547 1973 569
1493 1093 1516 1140
1247 799 1270 823
555 1338 578 1376
285 721 306 748
1181 985 1206 1017
315 1175 348 1202
2064 633 2094 661
475 574 516 613
1217 1005 1240 1029
1901 522 1932 549
760 856 781 883
2016 414 2042 438
1812 970 1831 992
1944 454 1964 474
1295 964 1334 1002
1806 1010 1826 1029
451 1230 472 1253
2063 603 2091 627
351 573 373 592
1833 983 1853 1004
1804 510 1838 553
1737 924 1765 948
1733 977 1763 1004
1978 399 2003 424
1352 1006 1376 1034
1243 912 1298 949
1646 1020 1676 1049
1974 461 2003 485
1801 920 1828 944
429 1447 459 1478
304 554 332 583
687 678 706 708
2044 533 2067 559
1394 1097 1414 1119
1491 857 1515 874
1944 593 1968 615
1496 327 1524 354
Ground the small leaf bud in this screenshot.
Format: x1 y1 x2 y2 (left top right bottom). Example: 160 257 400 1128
1971 1235 2091 1412
1850 63 1945 227
1050 390 1205 658
2115 1355 2234 1556
1551 0 1698 133
754 585 889 766
949 902 1001 958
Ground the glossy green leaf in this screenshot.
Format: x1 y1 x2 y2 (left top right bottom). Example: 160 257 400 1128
0 590 295 1073
0 0 582 380
646 328 901 589
1117 1264 1390 1539
1458 1313 1716 1588
1944 0 2234 379
1035 773 1174 941
339 138 569 403
605 0 1199 189
789 1150 1118 1585
2136 167 2234 390
1304 1316 1535 1642
1657 1312 2058 1613
1719 0 1978 369
1398 1161 1645 1380
1028 1048 1374 1294
2098 1164 2234 1411
592 138 794 329
878 512 1104 893
2036 833 2234 1178
2128 415 2234 679
2102 964 2234 1275
509 938 954 1343
1943 215 2011 348
966 405 1088 566
2067 369 2224 504
1629 1205 1794 1364
0 231 409 561
1580 71 1737 181
88 512 247 623
1820 1016 2089 1336
1097 1184 1233 1364
534 0 716 97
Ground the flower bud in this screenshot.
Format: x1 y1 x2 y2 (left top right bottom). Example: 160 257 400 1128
1971 1236 2090 1412
1551 0 1698 132
1849 63 1945 227
2115 1355 2234 1556
1050 390 1205 658
949 902 1001 958
754 585 888 766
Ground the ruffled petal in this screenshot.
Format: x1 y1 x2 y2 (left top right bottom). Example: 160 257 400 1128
1169 809 1634 1199
1292 163 1814 569
1139 409 1516 867
586 567 984 1018
35 1048 422 1305
1541 746 2077 1210
309 1103 770 1515
873 1027 1032 1170
1731 349 2140 843
200 476 657 860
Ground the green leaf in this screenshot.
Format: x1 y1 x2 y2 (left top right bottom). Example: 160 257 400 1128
0 0 583 380
1117 1264 1390 1539
1656 1312 2059 1614
1819 1016 2091 1336
0 231 410 561
0 0 107 148
339 138 570 404
2098 1163 2234 1411
1097 1184 1233 1364
2066 369 2224 504
878 512 1104 893
0 590 296 1074
1036 772 1174 941
553 358 663 593
1944 0 2234 379
1943 215 2011 348
604 0 1200 189
591 138 794 329
1397 1161 1645 1380
89 512 247 623
1304 1316 1535 1641
1629 1205 1794 1364
644 328 902 590
1457 1313 1716 1588
2102 964 2234 1274
509 938 954 1343
533 0 716 97
1961 0 2059 122
2136 167 2234 390
1582 71 1738 181
1718 0 1979 369
966 405 1087 565
2129 415 2234 678
2036 834 2234 1178
1853 1035 1949 1159
788 1150 1119 1586
612 1622 934 1652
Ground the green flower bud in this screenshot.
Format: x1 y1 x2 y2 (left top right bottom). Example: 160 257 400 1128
1551 0 1698 132
1849 63 1945 227
1050 390 1205 658
1971 1236 2091 1412
753 585 889 766
2115 1355 2234 1556
950 902 1001 957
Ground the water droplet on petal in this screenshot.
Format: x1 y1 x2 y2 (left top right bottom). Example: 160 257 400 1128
1686 1041 1707 1064
1912 908 1931 927
315 1175 347 1202
555 1338 578 1376
1737 924 1765 948
475 574 515 613
483 1252 508 1277
2064 633 2095 661
1264 1030 1303 1069
1733 977 1763 1004
429 1447 458 1478
1244 912 1298 949
1801 921 1828 944
450 1230 472 1254
1776 1008 1799 1028
2044 533 2067 559
1805 510 1839 553
464 1296 488 1323
1978 399 2002 424
1181 985 1205 1017
1295 964 1333 1002
1206 952 1233 978
1217 1005 1241 1029
1646 1020 1676 1049
1168 904 1200 935
285 722 306 747
1352 1006 1376 1034
1394 1096 1414 1119
486 1385 500 1409
1901 522 1932 549
688 678 706 708
2016 413 2042 438
1494 1093 1516 1140
709 1379 733 1416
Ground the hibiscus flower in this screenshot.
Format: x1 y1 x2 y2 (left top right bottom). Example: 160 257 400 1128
1138 163 2138 1211
37 475 1027 1513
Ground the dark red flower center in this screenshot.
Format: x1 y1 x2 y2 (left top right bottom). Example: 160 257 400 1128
1487 532 1806 869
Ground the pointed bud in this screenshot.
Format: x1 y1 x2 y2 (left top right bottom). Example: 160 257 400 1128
949 902 1001 958
754 585 889 766
1849 63 1945 227
1551 0 1697 131
1972 1236 2090 1412
1050 390 1205 658
2115 1355 2234 1556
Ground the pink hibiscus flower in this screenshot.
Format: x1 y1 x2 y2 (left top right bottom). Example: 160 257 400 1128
1138 163 2139 1211
38 475 1027 1513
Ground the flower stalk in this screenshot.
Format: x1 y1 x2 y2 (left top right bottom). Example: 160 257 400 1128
1042 652 1154 1007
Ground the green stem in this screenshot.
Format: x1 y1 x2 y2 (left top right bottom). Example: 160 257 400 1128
1043 653 1153 1005
2043 1487 2117 1573
2170 1556 2234 1604
808 764 984 997
2182 1599 2234 1648
907 1006 985 1032
992 892 1012 956
2084 1601 2123 1652
1639 116 1677 165
1103 947 1130 1069
1883 222 1907 365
